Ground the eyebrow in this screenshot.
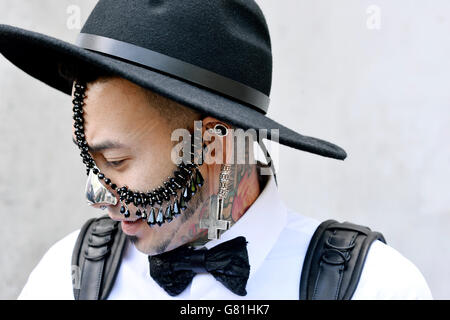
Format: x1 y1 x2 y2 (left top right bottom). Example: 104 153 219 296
72 136 126 153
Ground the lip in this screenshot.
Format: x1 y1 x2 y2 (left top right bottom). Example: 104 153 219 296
121 219 145 235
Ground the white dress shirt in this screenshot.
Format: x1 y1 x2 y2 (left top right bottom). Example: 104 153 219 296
18 173 433 300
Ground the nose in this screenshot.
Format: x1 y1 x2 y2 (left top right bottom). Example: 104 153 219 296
85 169 118 207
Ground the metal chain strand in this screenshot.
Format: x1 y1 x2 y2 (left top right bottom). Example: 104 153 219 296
217 164 232 200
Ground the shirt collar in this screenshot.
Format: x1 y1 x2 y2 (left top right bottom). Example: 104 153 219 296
203 170 287 279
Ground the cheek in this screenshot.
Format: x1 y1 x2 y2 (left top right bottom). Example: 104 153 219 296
125 144 175 189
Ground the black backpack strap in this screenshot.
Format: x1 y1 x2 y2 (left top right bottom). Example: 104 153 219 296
71 215 127 300
299 219 386 300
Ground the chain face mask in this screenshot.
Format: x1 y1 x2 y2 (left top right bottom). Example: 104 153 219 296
72 81 204 228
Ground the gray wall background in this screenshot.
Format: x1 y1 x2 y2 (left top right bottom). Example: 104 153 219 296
0 0 448 299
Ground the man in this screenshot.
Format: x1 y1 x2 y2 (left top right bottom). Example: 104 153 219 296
0 0 432 299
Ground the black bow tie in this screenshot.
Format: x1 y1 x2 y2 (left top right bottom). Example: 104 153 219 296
148 236 250 296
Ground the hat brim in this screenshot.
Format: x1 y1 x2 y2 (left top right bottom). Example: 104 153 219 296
0 24 346 160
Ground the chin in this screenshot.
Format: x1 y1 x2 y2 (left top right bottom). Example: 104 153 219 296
127 233 169 256
129 236 151 255
127 217 186 255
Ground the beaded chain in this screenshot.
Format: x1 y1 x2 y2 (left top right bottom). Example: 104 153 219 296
72 81 205 227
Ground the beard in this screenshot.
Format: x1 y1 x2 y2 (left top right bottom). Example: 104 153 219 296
125 233 172 255
124 189 208 255
126 235 138 244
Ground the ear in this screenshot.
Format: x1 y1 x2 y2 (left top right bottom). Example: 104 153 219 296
201 116 233 165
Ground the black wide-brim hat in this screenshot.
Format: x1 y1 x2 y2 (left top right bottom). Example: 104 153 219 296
0 0 346 160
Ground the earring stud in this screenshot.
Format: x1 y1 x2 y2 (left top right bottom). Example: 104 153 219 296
214 124 228 137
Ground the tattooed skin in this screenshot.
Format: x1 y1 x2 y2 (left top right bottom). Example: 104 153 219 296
173 139 262 249
127 161 261 254
176 162 261 248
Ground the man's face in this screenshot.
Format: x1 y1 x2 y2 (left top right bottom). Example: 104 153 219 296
71 77 207 255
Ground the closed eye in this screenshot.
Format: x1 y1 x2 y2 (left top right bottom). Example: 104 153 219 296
105 159 125 168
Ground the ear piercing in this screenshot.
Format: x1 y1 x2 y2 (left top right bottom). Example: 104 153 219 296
210 123 228 137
